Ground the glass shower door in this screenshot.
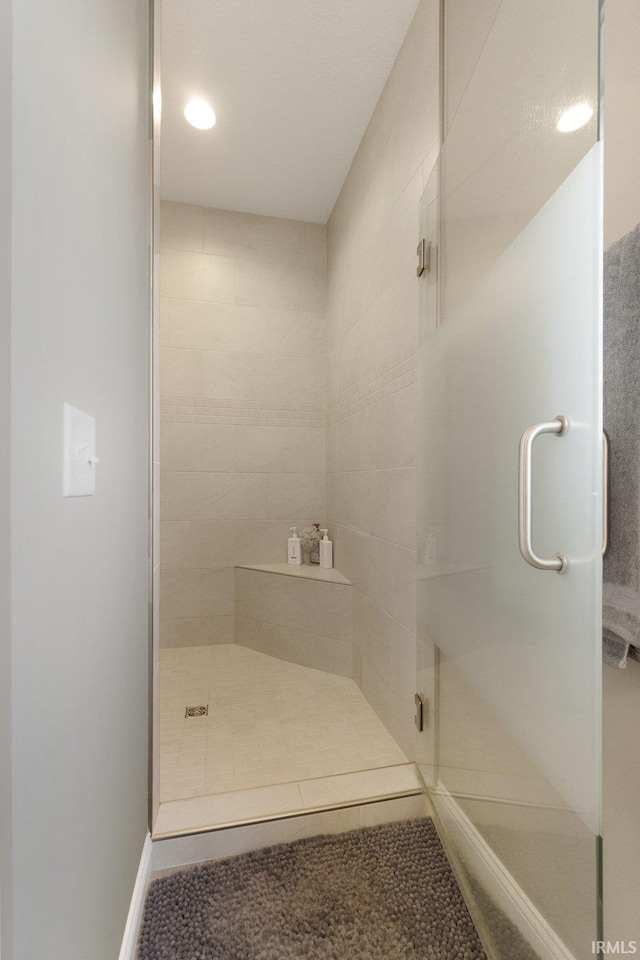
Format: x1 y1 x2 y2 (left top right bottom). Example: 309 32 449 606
416 2 603 958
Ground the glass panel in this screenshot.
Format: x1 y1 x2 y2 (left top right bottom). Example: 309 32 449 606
417 3 602 958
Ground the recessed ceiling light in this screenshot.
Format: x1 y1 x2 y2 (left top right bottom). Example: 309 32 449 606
557 102 594 133
184 99 216 130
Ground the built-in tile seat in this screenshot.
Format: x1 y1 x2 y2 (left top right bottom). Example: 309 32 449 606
234 563 354 676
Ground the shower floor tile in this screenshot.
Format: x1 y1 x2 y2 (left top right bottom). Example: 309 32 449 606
158 644 409 807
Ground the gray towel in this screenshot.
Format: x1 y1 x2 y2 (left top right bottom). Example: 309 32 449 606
603 223 640 668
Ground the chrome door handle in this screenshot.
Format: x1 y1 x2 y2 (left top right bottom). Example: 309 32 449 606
518 416 569 574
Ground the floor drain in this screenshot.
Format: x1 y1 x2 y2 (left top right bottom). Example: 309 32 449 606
185 704 208 718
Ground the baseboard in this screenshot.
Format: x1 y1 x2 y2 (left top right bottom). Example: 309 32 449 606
118 833 152 960
433 782 576 960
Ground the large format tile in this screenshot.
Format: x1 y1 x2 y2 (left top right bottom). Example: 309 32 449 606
235 568 352 641
235 567 316 624
235 617 322 672
330 525 378 601
375 539 417 632
236 616 353 677
202 208 325 265
313 581 354 640
236 258 326 312
163 472 268 521
363 262 418 369
267 309 327 358
159 298 171 346
160 520 236 569
160 202 204 253
360 657 418 761
160 567 234 620
160 249 235 303
298 357 327 404
160 347 204 399
165 300 268 354
360 595 416 701
326 471 370 532
234 425 325 474
264 473 326 520
233 520 301 565
160 616 234 648
161 519 311 572
202 350 299 403
160 422 237 473
395 382 418 468
369 467 417 548
363 168 422 314
159 204 331 688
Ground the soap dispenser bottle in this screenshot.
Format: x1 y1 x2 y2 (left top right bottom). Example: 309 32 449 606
288 527 302 565
319 529 333 569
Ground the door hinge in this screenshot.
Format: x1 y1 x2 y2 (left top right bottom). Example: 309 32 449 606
417 238 431 277
414 693 427 732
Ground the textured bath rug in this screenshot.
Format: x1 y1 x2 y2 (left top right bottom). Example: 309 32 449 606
139 817 488 959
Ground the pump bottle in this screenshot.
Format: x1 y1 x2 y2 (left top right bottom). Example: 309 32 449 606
319 529 333 569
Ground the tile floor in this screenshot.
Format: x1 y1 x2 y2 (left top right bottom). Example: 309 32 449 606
159 644 409 804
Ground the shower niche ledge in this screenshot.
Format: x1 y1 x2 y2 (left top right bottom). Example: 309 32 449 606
236 562 351 585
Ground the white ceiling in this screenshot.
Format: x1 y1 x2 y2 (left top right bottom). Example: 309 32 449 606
160 0 420 223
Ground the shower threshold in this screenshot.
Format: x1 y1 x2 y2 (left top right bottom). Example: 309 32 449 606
153 762 421 838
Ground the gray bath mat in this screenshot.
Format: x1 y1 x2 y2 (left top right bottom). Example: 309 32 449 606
139 818 488 959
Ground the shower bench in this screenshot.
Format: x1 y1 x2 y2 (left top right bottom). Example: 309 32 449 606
234 563 354 677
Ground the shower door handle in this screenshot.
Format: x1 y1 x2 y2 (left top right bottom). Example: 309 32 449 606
518 416 569 574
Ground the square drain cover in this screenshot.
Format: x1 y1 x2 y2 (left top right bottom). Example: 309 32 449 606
185 704 208 718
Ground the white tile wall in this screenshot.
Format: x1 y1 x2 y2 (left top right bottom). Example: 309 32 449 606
326 0 439 760
160 204 328 647
160 249 236 303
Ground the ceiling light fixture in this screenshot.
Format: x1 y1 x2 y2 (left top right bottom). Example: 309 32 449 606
184 98 216 130
556 102 594 133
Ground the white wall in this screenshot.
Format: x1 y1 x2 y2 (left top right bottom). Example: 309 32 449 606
602 0 640 940
9 1 150 957
603 0 640 250
0 0 12 954
326 0 439 759
603 660 640 941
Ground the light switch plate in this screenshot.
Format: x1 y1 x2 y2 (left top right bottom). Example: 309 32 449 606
63 403 97 497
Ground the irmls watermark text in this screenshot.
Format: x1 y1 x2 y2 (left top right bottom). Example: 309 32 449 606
592 943 638 956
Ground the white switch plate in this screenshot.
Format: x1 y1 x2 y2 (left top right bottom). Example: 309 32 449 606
63 403 97 497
